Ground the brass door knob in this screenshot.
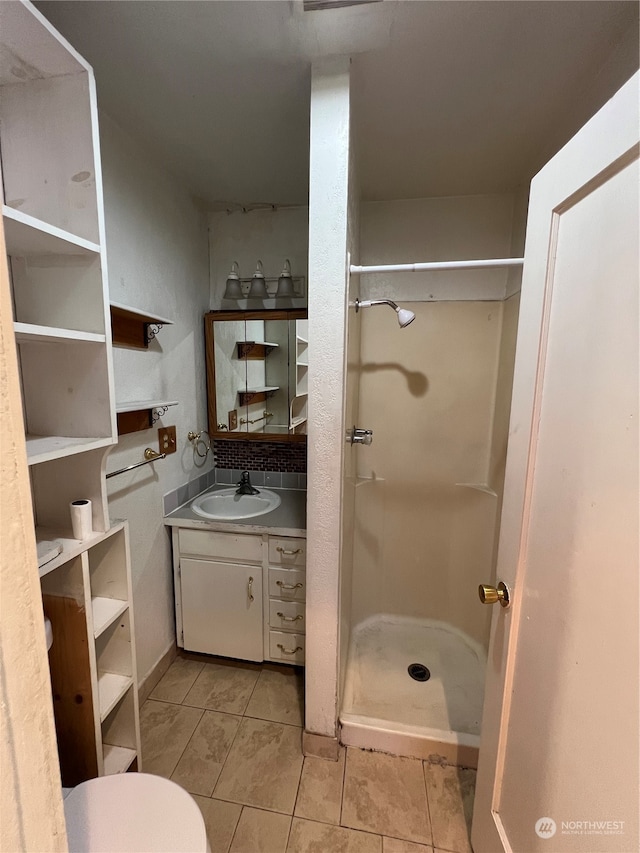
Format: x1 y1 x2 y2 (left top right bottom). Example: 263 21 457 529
478 581 510 608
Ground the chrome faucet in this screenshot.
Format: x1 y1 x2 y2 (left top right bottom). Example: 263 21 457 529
236 471 260 496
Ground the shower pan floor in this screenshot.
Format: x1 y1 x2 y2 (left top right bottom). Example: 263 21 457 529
340 614 486 765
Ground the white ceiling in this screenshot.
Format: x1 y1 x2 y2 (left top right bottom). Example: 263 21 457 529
35 0 638 206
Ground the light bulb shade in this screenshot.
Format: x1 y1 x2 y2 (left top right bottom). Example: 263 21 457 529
248 278 268 298
249 260 268 298
276 259 295 297
224 261 243 299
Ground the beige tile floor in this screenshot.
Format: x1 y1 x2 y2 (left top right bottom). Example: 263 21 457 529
141 656 476 853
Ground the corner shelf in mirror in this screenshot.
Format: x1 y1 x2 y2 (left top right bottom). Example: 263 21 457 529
110 302 173 349
238 386 279 407
115 399 178 436
237 341 279 360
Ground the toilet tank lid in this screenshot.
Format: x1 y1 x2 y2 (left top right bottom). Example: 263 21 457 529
64 773 209 853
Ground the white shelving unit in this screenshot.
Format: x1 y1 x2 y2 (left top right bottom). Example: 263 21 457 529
40 523 141 784
290 319 308 433
1 0 140 785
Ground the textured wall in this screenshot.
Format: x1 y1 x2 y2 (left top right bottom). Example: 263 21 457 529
0 225 67 851
100 113 211 684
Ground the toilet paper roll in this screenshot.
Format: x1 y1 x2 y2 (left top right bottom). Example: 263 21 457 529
44 615 53 651
70 499 92 541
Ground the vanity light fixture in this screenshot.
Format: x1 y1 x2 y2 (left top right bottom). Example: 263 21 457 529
354 298 416 328
223 261 243 299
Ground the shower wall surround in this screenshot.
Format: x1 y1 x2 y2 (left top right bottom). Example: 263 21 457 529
351 192 527 654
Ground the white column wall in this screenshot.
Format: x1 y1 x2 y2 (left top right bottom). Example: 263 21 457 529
305 56 351 738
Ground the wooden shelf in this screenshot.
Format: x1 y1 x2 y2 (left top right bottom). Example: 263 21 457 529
92 598 129 638
102 744 137 776
110 302 173 349
237 341 279 360
115 399 178 435
3 206 101 256
14 322 105 345
26 434 113 467
238 386 279 407
98 672 133 722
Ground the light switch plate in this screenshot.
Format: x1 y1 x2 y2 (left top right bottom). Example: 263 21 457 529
158 425 177 454
228 410 238 431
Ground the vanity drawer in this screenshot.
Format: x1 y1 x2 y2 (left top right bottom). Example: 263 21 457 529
179 529 261 563
268 567 306 600
268 536 306 568
269 599 305 633
269 631 305 665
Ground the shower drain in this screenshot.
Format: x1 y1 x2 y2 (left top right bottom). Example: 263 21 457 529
408 663 430 682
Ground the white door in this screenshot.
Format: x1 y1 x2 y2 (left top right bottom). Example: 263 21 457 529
472 72 639 853
181 558 264 661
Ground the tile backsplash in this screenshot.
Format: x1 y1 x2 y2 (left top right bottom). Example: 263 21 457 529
213 440 307 473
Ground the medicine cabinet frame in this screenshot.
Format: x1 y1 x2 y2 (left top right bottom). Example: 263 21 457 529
204 309 308 444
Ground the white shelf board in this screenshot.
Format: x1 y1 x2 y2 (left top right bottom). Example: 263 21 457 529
102 744 137 776
92 597 129 638
3 206 101 256
115 399 178 414
37 522 126 579
14 322 105 345
290 416 308 428
26 434 114 467
242 386 279 394
98 672 133 722
110 301 173 326
238 340 279 347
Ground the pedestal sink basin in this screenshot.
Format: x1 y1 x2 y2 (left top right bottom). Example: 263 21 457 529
191 488 281 520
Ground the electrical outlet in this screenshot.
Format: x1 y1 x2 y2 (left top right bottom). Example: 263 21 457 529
158 425 177 455
228 410 238 431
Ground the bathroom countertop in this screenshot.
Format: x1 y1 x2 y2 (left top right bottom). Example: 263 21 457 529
164 485 306 536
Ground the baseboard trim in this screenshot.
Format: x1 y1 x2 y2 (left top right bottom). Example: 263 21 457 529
303 730 340 761
138 642 177 706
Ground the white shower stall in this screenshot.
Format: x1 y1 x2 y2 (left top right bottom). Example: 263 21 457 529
337 193 525 766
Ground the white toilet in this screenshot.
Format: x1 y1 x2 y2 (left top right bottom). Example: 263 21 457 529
63 773 211 852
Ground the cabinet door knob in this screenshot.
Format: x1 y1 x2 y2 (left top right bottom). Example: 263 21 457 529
276 547 303 556
276 581 303 591
277 612 303 622
247 576 254 603
277 643 303 655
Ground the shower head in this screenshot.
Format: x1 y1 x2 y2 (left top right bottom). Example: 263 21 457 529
396 307 416 328
354 299 416 329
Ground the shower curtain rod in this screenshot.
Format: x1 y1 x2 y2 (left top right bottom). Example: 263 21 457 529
350 257 524 274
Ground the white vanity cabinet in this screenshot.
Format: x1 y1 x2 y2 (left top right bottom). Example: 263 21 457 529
172 527 306 665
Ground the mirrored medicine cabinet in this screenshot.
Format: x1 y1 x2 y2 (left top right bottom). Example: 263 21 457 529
205 311 308 443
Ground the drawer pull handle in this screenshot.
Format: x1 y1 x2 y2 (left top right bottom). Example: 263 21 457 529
248 576 254 603
277 612 303 622
276 581 303 591
277 643 303 655
277 547 303 556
